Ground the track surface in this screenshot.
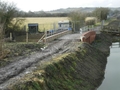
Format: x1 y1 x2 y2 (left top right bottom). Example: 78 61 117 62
0 28 100 90
0 34 80 90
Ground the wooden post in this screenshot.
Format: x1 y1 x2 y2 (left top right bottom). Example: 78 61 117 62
74 21 75 32
45 30 47 43
53 23 55 34
0 24 3 55
10 32 12 40
26 31 28 43
101 20 104 30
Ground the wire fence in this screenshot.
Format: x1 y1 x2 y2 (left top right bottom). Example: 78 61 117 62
38 23 59 32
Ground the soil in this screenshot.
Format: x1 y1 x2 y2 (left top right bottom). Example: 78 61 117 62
7 33 112 90
0 38 79 90
0 43 44 67
0 29 111 90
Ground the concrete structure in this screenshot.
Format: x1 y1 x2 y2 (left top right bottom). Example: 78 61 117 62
80 31 96 44
58 20 72 30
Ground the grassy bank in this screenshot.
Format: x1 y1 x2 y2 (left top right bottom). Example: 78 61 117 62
8 33 112 90
92 33 112 56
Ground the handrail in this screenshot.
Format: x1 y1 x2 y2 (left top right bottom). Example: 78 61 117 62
37 34 45 43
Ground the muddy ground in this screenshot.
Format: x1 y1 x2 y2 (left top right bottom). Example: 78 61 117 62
6 33 112 90
0 31 111 90
0 38 80 90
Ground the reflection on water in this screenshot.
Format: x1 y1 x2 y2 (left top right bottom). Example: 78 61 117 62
97 42 120 90
111 42 120 48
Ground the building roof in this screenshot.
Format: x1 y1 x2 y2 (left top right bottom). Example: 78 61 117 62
28 23 38 26
58 20 70 24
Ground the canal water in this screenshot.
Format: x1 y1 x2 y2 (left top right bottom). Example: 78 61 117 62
98 42 120 90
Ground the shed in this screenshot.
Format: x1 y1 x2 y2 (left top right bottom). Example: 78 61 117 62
28 23 38 33
58 20 71 30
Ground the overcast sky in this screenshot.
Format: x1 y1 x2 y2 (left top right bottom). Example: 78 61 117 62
2 0 120 12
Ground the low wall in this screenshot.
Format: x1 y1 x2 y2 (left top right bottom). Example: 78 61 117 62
81 30 96 44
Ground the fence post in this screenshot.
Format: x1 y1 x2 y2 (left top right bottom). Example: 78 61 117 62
10 32 12 40
26 31 28 43
74 21 75 32
0 24 3 56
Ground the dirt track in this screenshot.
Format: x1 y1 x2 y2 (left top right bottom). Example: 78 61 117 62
0 35 80 90
0 27 100 89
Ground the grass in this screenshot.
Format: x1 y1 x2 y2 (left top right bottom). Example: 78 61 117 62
95 18 116 26
9 46 91 90
0 42 44 67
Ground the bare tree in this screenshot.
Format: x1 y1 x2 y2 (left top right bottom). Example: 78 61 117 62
93 7 110 21
92 7 110 29
0 21 5 56
6 17 26 40
68 11 87 32
0 1 18 57
85 17 97 30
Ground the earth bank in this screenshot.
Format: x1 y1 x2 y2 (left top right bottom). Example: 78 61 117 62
7 33 112 90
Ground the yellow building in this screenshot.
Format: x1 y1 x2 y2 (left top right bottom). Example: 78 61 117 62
14 17 69 33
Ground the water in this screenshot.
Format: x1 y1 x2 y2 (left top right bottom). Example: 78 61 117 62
98 42 120 90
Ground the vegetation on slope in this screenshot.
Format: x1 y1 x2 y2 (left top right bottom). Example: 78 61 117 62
92 33 112 56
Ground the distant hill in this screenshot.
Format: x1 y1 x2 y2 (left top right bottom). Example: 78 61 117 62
47 7 96 13
110 7 120 11
19 7 120 17
47 7 120 13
